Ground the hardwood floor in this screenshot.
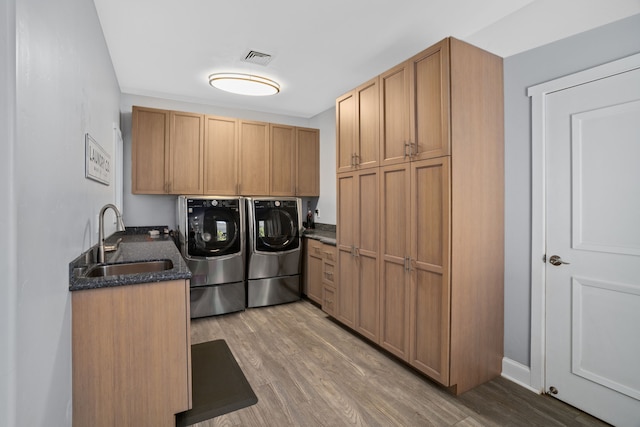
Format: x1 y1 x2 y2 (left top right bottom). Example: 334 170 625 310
188 300 609 427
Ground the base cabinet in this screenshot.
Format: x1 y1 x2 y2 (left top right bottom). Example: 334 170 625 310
72 280 192 427
335 37 504 395
304 239 324 304
304 239 337 311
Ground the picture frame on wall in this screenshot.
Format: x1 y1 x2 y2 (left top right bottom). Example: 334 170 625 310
85 133 110 185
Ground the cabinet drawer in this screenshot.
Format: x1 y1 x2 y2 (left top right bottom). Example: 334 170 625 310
322 262 335 286
322 247 336 262
322 286 336 317
307 239 324 258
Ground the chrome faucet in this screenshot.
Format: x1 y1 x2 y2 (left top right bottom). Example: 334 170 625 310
98 204 125 263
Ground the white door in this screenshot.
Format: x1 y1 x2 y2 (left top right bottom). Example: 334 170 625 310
545 66 640 426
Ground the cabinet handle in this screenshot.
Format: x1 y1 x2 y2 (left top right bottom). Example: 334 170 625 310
354 153 360 166
404 142 410 159
314 246 322 255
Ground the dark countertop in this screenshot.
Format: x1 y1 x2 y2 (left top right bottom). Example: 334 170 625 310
302 225 336 246
69 229 191 291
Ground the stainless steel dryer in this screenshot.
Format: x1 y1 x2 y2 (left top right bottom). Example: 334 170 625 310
177 196 246 317
246 197 302 308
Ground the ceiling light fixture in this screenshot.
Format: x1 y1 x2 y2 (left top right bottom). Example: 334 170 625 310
208 73 280 96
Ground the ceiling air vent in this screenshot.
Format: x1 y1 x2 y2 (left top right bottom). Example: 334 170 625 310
243 50 273 66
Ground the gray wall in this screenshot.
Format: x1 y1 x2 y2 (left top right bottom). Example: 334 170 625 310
120 94 338 228
1 1 17 425
6 0 122 425
503 13 640 366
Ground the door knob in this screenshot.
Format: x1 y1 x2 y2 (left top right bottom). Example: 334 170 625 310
549 255 570 266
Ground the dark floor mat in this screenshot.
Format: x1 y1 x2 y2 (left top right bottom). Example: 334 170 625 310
176 339 258 427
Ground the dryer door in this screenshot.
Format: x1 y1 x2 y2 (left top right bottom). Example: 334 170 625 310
187 199 241 257
253 200 300 253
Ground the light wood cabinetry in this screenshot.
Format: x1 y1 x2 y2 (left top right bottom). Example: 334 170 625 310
270 123 296 196
337 169 379 342
72 280 192 427
304 239 337 310
336 77 380 173
270 124 321 196
132 106 319 196
132 106 204 194
335 37 504 395
379 39 450 165
132 106 170 194
295 127 320 196
238 120 270 196
169 111 204 194
304 239 324 304
203 115 238 195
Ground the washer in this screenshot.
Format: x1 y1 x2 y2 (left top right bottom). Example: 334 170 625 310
176 196 246 317
246 197 302 308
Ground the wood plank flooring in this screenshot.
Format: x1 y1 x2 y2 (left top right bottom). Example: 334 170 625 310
188 300 610 427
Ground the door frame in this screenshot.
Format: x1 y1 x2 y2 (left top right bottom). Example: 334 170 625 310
527 52 640 393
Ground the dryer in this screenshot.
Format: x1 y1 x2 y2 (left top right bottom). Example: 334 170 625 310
176 196 246 317
246 197 302 308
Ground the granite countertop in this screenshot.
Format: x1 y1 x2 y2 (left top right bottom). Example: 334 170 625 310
69 228 191 291
302 223 336 246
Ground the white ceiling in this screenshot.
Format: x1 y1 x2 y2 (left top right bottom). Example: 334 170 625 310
93 0 640 118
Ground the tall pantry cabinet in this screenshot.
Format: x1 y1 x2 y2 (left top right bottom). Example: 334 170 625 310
335 37 504 395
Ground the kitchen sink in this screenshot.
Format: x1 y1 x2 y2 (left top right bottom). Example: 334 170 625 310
84 259 173 278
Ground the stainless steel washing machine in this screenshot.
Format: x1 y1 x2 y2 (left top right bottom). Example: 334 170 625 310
177 196 246 317
246 197 302 308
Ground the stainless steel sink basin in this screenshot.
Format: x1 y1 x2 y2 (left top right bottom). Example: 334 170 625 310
85 260 173 278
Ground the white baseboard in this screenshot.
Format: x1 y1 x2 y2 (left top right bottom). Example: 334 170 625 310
501 357 541 394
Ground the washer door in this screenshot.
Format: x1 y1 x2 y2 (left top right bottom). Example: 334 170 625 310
188 206 240 257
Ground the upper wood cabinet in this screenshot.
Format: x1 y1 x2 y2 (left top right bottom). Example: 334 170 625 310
203 115 238 195
270 124 320 196
133 106 320 197
132 106 204 195
339 40 450 172
336 77 380 173
295 127 320 196
132 106 170 194
270 123 296 196
239 120 270 196
169 111 204 194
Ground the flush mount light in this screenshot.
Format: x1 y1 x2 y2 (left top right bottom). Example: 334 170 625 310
208 73 280 96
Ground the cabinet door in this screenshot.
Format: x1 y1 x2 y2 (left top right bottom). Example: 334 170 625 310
379 163 411 360
132 106 170 194
355 169 380 342
409 39 451 161
238 120 270 196
336 170 380 340
336 91 356 174
269 124 296 196
72 280 191 426
169 111 204 194
409 157 451 385
380 63 410 166
306 241 324 304
295 127 319 196
203 115 238 195
355 77 379 170
336 173 357 328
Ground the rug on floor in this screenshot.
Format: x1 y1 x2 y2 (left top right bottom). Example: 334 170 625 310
176 339 258 427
